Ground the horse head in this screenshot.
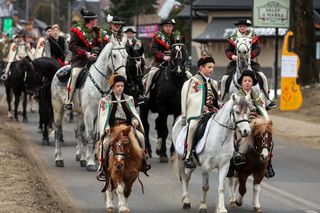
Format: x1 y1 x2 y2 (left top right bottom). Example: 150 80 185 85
109 124 132 171
235 32 252 72
250 117 273 161
231 94 251 137
19 56 42 94
170 43 187 76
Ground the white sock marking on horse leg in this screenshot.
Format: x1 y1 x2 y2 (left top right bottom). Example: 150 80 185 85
253 184 261 209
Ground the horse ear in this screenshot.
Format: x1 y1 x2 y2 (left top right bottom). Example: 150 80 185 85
268 120 273 127
231 93 240 102
123 126 131 137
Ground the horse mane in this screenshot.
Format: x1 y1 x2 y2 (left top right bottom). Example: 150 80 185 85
238 96 250 112
110 124 143 159
250 116 273 137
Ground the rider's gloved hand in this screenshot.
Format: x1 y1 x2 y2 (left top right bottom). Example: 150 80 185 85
231 55 238 61
132 118 139 128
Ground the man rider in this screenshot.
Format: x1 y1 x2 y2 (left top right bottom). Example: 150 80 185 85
64 8 109 110
34 25 52 59
143 18 181 99
124 27 142 53
222 19 276 110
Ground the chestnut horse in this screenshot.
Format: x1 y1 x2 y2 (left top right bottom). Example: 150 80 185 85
100 124 144 213
228 116 273 212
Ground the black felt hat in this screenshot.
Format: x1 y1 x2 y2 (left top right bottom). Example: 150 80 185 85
45 25 52 31
110 16 126 25
80 8 98 19
160 18 176 25
124 28 136 33
15 30 26 38
197 55 215 67
237 69 258 86
109 74 127 88
234 19 252 26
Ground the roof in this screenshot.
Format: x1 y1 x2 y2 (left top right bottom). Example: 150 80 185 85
193 0 320 11
176 5 207 19
193 0 252 11
193 18 288 43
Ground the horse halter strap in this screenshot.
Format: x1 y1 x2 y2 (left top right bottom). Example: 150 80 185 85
113 139 131 159
109 46 126 74
254 133 272 153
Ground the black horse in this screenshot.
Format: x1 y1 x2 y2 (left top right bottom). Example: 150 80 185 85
3 59 29 122
125 44 145 104
140 43 188 162
22 56 61 144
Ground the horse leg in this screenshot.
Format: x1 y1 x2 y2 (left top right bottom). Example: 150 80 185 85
115 182 129 213
5 86 13 119
236 173 249 207
216 162 230 213
105 183 114 212
155 113 169 162
228 177 238 207
42 124 49 145
252 167 266 212
74 118 85 163
84 112 97 172
22 91 28 122
199 170 209 213
13 89 21 121
178 157 194 209
140 106 152 157
53 105 64 167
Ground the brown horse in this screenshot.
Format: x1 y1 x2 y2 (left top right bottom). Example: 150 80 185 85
98 124 144 213
228 116 273 212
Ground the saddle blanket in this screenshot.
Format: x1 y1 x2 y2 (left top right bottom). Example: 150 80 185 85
175 118 213 156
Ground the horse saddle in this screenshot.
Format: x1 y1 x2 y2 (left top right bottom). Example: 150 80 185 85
56 66 88 89
192 113 213 149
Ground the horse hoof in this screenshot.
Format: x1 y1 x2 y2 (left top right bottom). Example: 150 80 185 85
106 207 114 212
14 117 19 122
230 200 236 207
159 156 168 163
87 164 97 172
254 207 262 212
199 208 207 213
183 203 191 209
75 154 81 161
41 139 49 146
80 160 87 167
235 200 242 207
23 117 28 123
55 160 64 167
120 210 129 213
155 149 161 156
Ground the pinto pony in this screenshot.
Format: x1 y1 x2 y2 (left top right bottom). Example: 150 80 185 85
228 116 273 212
99 124 144 213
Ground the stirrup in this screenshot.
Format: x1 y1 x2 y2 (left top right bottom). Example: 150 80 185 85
233 152 246 166
64 102 74 111
184 157 196 169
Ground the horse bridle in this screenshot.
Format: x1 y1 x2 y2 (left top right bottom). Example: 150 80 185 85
213 106 250 130
253 133 273 153
169 43 186 76
112 139 131 159
128 56 144 76
108 46 126 74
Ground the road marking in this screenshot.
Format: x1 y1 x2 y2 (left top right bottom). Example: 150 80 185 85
248 176 320 210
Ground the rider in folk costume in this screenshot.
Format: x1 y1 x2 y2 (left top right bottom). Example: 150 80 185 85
25 32 36 58
34 25 52 59
44 24 71 67
143 18 182 99
96 74 151 178
181 54 222 168
106 15 126 42
227 70 275 178
224 19 276 110
124 27 143 54
1 30 33 80
64 8 109 110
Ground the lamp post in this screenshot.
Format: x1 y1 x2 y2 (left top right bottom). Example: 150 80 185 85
189 0 193 69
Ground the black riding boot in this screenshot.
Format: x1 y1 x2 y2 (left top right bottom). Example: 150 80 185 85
227 159 235 177
265 160 275 178
141 156 151 176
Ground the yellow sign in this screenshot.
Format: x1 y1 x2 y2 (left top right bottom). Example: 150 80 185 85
280 31 302 111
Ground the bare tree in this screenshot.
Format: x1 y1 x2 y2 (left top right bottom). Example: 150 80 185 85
292 0 319 85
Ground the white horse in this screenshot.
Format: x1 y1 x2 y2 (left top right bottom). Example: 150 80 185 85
51 35 127 171
220 31 269 105
172 94 251 213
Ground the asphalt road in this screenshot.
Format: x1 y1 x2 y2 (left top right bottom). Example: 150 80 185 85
1 87 319 213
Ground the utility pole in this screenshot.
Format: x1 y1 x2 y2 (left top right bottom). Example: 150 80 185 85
51 1 54 25
189 0 193 68
26 0 29 20
67 1 71 31
135 0 139 38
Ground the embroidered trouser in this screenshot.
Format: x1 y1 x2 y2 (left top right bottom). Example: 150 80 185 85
144 66 160 97
66 67 82 103
185 119 200 159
